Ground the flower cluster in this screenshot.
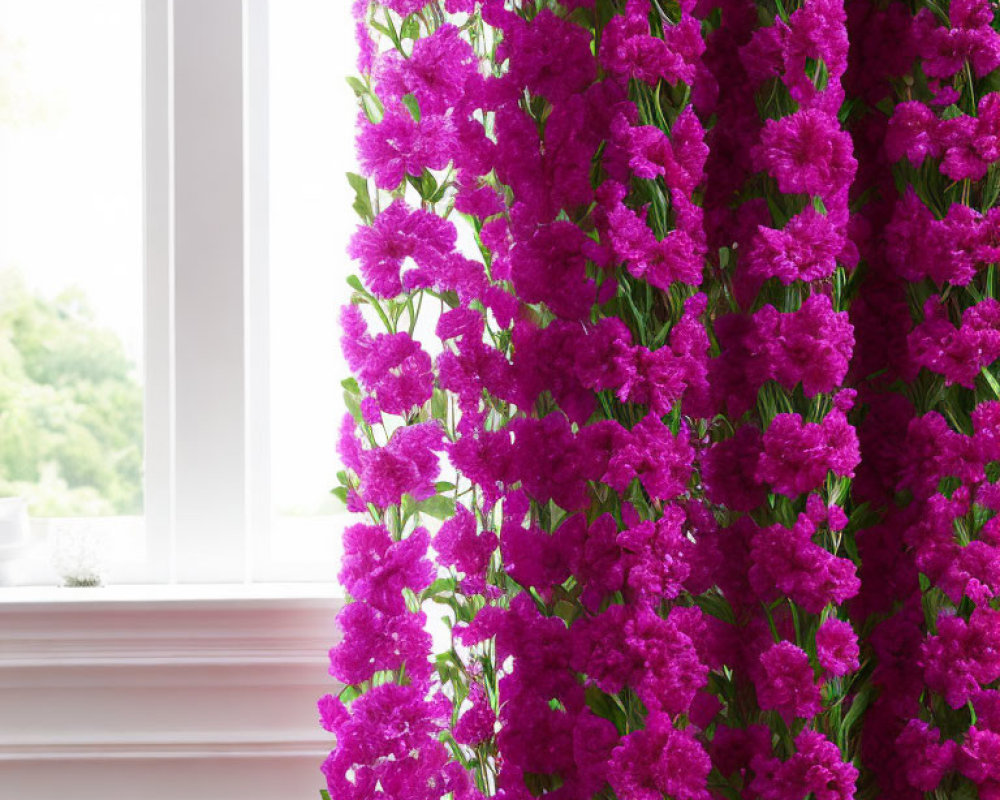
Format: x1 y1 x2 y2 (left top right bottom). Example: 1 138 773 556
845 0 1000 795
322 0 1000 798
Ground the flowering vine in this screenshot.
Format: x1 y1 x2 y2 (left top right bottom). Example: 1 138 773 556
319 1 1000 799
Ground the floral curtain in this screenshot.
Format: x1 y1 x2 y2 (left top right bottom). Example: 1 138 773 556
320 1 1000 798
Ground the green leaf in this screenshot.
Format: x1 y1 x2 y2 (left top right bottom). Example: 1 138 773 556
402 93 421 122
346 274 366 293
346 172 374 223
330 486 349 504
838 683 875 749
402 586 421 613
343 389 363 423
431 387 449 421
321 790 332 800
415 494 456 520
422 576 457 601
345 76 369 98
982 367 1000 399
341 376 361 394
338 684 362 705
400 15 421 40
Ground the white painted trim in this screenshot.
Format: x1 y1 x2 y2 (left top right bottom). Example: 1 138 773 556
142 0 175 584
172 0 249 582
0 595 341 798
0 736 329 762
244 0 274 582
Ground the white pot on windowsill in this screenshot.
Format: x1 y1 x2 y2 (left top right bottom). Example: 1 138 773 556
0 498 30 586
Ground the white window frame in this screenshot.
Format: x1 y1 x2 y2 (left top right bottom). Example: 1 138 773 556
139 0 332 586
0 0 338 590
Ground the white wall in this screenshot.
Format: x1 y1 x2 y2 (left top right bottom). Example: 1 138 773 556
0 588 342 800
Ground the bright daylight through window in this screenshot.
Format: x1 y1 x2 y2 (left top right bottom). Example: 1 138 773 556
266 0 356 580
0 0 144 586
0 0 359 588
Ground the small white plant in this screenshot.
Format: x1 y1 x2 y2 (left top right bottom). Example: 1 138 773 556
51 522 106 587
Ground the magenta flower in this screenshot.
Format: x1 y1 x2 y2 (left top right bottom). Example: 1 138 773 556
747 206 843 284
329 602 432 685
816 618 860 676
885 101 941 165
751 730 858 800
433 505 496 587
757 410 860 497
750 515 860 613
608 712 711 800
756 641 822 722
341 306 433 417
895 719 957 792
348 201 456 298
375 25 478 114
357 108 454 190
604 415 695 500
351 422 444 509
339 524 434 614
755 108 856 197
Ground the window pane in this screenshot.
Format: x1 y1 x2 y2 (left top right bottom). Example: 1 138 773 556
267 0 356 576
0 1 143 581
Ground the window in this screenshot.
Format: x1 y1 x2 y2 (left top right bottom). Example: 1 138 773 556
0 0 353 588
264 0 356 580
0 0 145 584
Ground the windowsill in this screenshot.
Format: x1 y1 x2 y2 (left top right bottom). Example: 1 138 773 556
0 582 343 606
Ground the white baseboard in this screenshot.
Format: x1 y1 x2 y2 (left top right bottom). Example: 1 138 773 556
0 592 343 800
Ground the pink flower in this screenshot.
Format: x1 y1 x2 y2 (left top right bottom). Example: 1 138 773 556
321 684 466 800
914 1 1000 80
501 10 595 103
921 608 1000 709
609 712 711 800
604 415 695 500
909 297 1000 388
354 422 444 509
940 93 1000 181
341 306 433 417
357 108 454 190
339 524 435 614
600 1 704 87
329 602 432 685
755 109 856 197
375 25 478 114
756 641 822 722
885 101 941 165
816 618 860 676
348 201 456 298
746 206 843 284
510 221 604 321
750 515 860 613
895 719 957 791
703 426 768 512
509 414 600 511
454 684 495 747
751 730 858 800
501 509 574 594
772 294 854 397
433 505 497 587
618 504 694 601
757 411 860 497
958 726 1000 783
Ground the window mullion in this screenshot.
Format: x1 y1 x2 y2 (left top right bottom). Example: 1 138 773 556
171 0 249 583
244 0 273 581
142 0 174 583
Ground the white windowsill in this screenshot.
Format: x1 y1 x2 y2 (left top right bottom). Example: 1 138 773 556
0 582 343 606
